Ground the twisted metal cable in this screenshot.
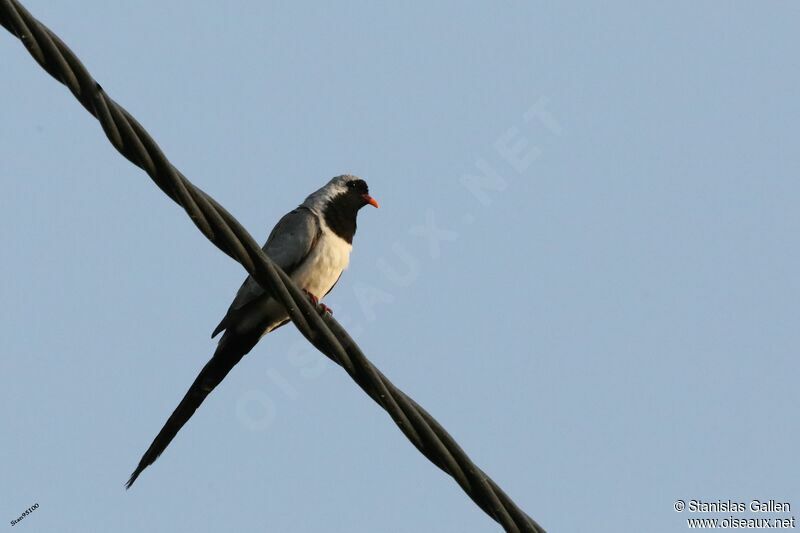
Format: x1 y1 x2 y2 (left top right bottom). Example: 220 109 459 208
0 2 545 531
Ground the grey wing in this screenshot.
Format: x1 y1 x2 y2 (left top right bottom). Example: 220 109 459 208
211 207 321 338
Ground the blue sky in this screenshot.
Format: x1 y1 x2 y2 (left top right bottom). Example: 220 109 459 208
1 2 798 531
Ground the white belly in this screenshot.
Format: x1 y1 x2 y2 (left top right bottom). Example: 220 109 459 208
290 230 351 299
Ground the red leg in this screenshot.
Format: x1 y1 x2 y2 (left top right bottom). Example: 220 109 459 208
302 289 319 305
302 289 333 316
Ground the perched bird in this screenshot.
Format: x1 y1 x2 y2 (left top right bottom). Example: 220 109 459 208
125 175 379 488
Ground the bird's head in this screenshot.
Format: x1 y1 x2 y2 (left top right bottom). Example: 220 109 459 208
304 174 379 213
327 175 379 210
303 175 378 243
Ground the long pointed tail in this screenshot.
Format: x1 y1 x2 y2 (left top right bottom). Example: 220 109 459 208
125 331 259 489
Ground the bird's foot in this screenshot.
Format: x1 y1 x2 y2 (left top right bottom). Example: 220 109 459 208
302 289 333 316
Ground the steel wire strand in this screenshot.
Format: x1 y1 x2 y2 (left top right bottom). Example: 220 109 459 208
0 2 545 531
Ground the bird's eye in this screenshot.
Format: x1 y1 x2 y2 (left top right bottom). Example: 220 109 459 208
347 181 357 189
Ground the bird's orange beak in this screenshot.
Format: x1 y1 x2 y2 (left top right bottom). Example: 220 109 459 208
363 194 380 208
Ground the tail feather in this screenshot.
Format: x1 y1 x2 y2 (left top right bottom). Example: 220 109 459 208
125 331 259 489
